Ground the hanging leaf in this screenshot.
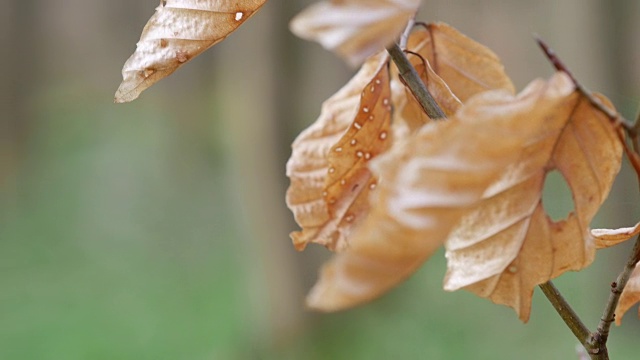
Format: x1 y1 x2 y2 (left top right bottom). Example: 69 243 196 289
407 23 515 102
444 85 623 322
391 22 513 131
306 73 575 312
592 222 640 249
290 0 420 67
390 50 461 132
615 263 640 325
286 53 391 251
115 0 267 103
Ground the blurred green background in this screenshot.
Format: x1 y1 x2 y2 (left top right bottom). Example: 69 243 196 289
1 0 640 359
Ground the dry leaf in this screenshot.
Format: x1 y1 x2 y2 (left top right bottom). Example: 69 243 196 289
390 50 461 132
306 73 575 312
286 53 391 251
615 263 640 325
391 22 513 131
444 80 623 322
592 222 640 249
407 23 515 102
115 0 266 103
290 0 420 67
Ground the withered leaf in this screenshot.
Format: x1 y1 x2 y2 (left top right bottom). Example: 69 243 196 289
286 53 391 251
390 48 461 132
290 0 420 67
444 76 623 322
592 222 640 249
407 23 515 102
391 22 513 131
615 263 640 325
305 74 574 312
115 0 266 103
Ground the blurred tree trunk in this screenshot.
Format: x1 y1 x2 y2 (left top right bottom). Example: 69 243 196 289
1 0 39 191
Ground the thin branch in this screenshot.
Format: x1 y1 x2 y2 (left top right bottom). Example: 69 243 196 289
539 282 591 347
535 37 632 130
594 234 640 345
536 36 640 180
387 43 446 119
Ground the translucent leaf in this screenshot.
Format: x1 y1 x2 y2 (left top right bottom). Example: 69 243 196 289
306 73 575 311
592 222 640 249
407 23 515 101
391 22 513 131
444 81 623 322
290 0 420 67
115 0 266 103
615 263 640 325
286 54 391 251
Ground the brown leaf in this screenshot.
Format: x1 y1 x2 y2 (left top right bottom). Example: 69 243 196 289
290 0 420 67
286 53 391 251
592 222 640 249
444 80 623 322
615 263 640 325
306 73 575 312
407 23 515 102
115 0 266 103
391 22 513 131
390 50 461 132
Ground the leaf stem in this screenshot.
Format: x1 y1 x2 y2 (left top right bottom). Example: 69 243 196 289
386 43 446 119
538 281 591 347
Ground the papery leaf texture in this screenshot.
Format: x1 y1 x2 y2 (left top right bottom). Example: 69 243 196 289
115 0 266 103
286 53 391 251
290 0 421 67
592 222 640 249
305 73 576 312
391 22 513 131
406 23 515 102
615 263 640 325
444 82 623 322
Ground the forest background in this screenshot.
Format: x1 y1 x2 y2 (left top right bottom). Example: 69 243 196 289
1 0 640 359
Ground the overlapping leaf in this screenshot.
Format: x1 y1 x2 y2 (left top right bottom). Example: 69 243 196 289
115 0 266 103
444 88 623 322
592 222 640 249
286 54 391 251
290 0 420 66
390 23 513 131
306 73 576 311
406 23 515 102
615 263 640 325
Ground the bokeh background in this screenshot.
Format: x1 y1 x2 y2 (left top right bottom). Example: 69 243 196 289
1 0 640 359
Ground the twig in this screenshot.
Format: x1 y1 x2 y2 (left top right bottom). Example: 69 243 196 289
387 43 446 119
591 235 640 355
539 282 591 348
535 36 640 179
535 37 632 130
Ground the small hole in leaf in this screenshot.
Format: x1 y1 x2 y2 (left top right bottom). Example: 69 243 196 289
542 170 575 221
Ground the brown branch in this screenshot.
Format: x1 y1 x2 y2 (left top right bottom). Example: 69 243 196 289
590 234 640 357
536 36 640 181
535 37 632 129
387 42 446 119
539 282 591 349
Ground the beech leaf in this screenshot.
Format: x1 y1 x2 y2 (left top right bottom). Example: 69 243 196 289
444 81 623 322
406 23 515 102
286 54 391 251
115 0 266 103
290 0 420 66
391 22 513 131
306 73 575 312
592 222 640 249
615 263 640 325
